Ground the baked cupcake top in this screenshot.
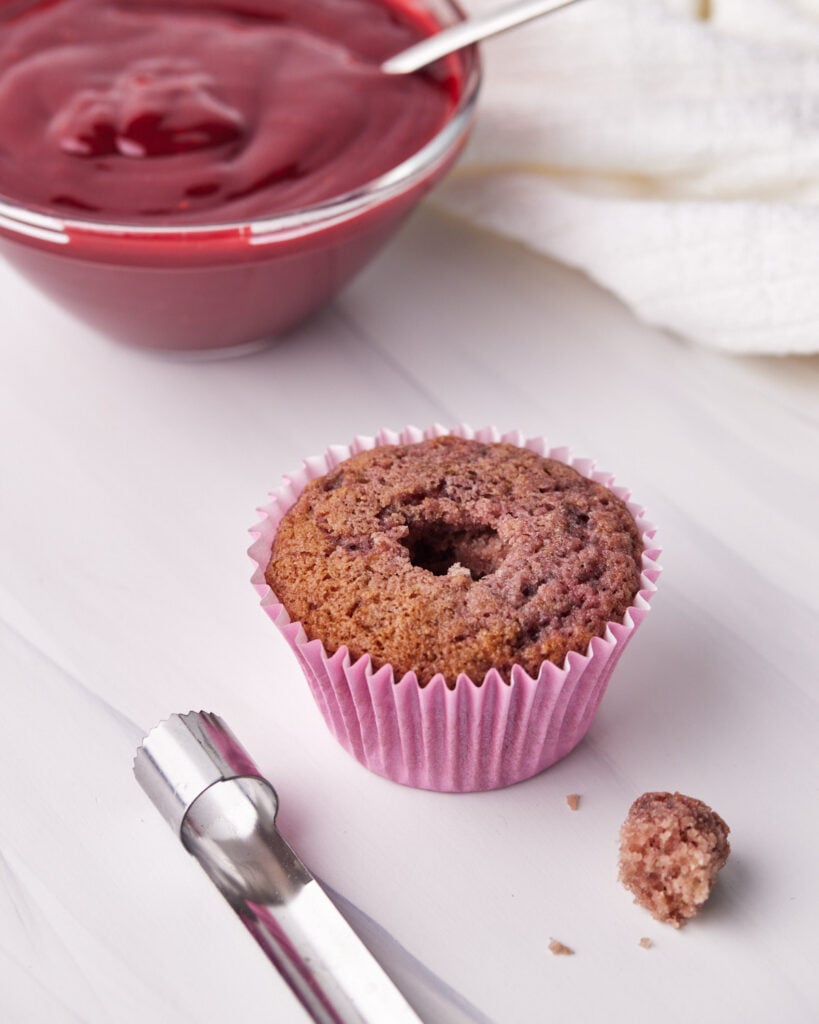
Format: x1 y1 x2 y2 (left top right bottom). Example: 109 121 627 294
265 435 643 685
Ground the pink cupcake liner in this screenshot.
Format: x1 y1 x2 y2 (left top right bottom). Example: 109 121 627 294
249 424 661 792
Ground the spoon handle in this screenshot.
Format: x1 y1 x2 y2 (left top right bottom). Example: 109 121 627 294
381 0 588 75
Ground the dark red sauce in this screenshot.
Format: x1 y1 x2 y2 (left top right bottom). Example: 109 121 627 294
0 0 456 223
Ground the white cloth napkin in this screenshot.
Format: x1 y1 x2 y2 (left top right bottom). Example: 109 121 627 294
435 0 819 354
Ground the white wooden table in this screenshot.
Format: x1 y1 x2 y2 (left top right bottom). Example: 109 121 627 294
1 204 817 1023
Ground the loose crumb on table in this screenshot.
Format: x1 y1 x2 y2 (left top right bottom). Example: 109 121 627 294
639 937 653 949
618 791 731 927
548 938 574 956
565 793 580 811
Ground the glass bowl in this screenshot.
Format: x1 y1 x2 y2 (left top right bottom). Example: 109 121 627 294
0 0 480 355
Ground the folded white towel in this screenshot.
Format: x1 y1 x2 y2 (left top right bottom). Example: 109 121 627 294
436 0 819 354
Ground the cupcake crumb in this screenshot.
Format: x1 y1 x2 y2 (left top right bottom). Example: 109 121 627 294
619 791 730 927
639 937 653 949
565 793 580 811
548 938 574 956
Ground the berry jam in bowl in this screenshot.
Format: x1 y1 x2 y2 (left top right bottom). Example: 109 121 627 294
0 0 480 354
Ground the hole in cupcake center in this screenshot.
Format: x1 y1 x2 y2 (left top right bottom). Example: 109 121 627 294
402 522 502 580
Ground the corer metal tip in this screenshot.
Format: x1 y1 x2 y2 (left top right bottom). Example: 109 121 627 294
134 711 423 1024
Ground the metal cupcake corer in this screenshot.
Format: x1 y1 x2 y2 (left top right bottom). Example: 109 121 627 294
134 711 422 1024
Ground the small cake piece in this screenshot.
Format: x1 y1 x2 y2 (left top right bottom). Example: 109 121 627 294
548 938 574 956
619 791 730 927
638 937 653 949
566 793 581 811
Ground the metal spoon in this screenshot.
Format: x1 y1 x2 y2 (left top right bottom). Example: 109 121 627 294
381 0 587 75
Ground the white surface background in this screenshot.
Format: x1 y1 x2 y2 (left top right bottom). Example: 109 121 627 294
1 206 818 1024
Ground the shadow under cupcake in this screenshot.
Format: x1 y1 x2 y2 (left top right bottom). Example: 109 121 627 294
250 425 661 792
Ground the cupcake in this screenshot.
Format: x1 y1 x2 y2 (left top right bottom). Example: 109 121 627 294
249 425 660 792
